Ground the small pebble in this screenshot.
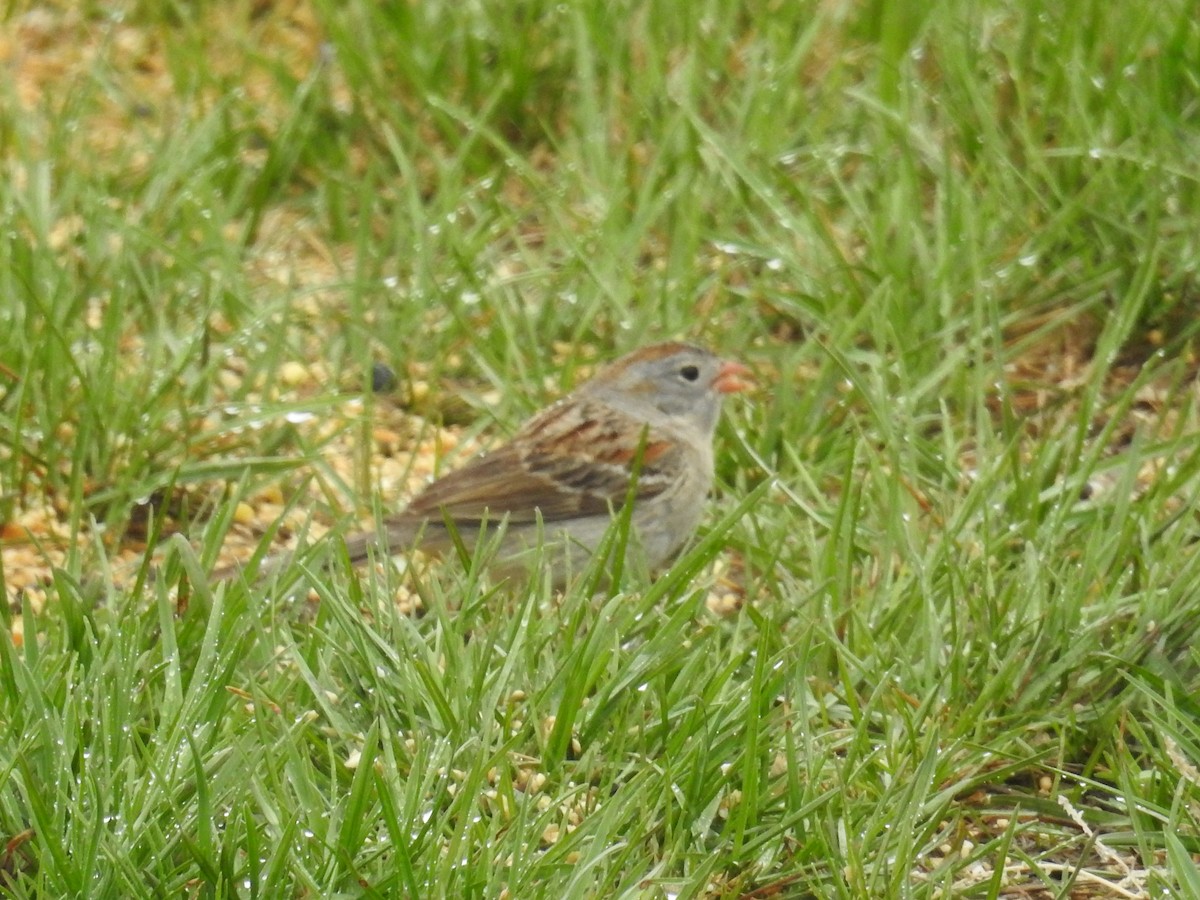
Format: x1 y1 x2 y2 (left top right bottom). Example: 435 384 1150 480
373 427 402 453
280 361 308 387
254 484 285 505
372 362 397 393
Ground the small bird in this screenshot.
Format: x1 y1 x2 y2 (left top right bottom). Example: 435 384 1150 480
224 342 750 584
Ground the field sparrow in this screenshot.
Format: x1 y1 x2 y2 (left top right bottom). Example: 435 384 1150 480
226 342 750 584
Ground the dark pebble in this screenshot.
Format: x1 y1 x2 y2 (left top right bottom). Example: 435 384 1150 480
372 362 398 393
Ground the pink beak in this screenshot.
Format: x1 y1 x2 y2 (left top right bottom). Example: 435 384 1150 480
713 360 753 394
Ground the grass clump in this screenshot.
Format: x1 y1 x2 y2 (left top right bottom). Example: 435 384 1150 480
2 0 1200 896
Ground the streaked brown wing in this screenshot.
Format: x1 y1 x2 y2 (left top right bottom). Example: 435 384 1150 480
404 399 683 524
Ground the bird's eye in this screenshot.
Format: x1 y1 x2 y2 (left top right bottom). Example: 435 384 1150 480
679 364 700 382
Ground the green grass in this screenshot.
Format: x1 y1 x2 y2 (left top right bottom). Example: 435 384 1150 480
3 0 1200 896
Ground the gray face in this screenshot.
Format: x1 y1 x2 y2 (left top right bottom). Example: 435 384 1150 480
596 345 726 435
